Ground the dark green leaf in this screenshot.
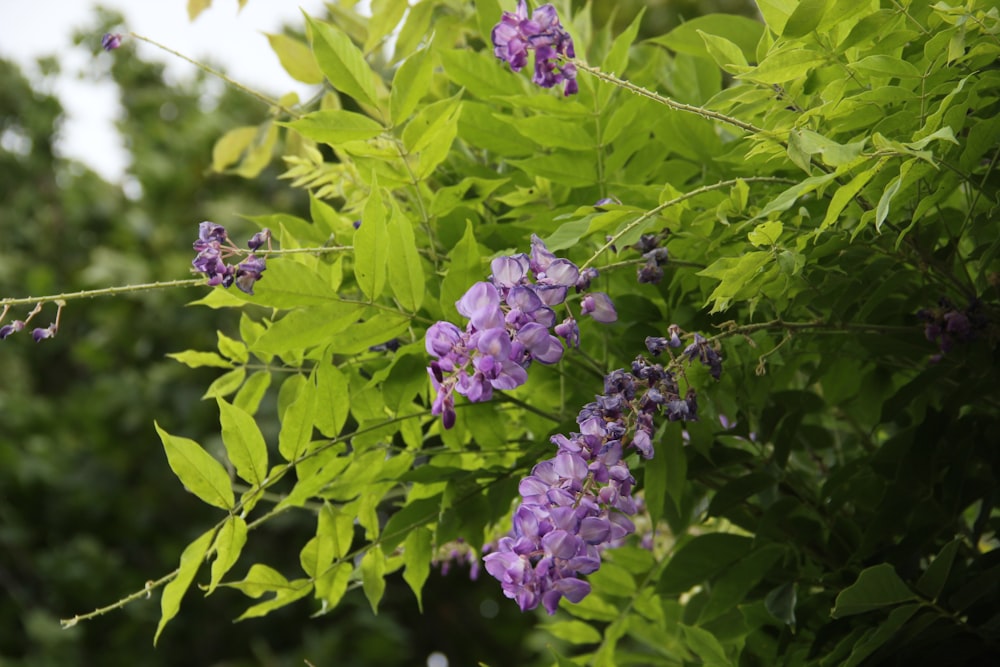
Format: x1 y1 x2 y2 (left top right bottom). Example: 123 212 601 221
832 563 917 617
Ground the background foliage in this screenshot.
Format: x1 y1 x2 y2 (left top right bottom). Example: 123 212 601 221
3 0 999 665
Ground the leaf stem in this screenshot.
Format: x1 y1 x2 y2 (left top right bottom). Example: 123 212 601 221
573 61 771 137
580 177 796 270
128 33 302 119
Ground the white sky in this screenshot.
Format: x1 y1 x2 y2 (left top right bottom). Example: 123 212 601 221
0 0 330 182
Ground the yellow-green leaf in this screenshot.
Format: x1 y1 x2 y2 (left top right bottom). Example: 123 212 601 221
265 33 324 84
155 422 234 510
217 398 269 487
386 200 424 312
305 14 379 107
154 527 215 645
361 545 387 614
208 516 248 594
283 109 384 146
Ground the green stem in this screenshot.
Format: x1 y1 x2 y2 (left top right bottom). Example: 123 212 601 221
0 279 204 307
129 33 301 119
580 177 796 270
573 61 771 137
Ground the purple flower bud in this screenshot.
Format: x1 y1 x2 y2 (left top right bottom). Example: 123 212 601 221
594 196 621 208
554 318 580 348
101 33 123 51
32 324 56 342
580 292 617 323
0 320 25 339
576 267 599 291
247 228 271 251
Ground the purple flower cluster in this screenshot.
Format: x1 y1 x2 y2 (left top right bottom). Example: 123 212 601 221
491 1 578 96
432 538 481 580
484 352 697 614
426 235 616 429
1 303 63 344
634 233 670 285
481 323 724 614
192 222 270 295
917 297 988 362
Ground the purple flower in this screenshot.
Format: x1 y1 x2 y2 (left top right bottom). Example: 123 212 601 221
0 320 25 339
234 255 266 295
580 292 617 323
101 33 123 51
32 324 56 342
247 228 271 251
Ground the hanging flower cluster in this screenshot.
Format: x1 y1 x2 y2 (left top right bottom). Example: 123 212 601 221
491 0 578 95
426 235 616 429
191 222 270 295
483 350 702 614
917 297 989 362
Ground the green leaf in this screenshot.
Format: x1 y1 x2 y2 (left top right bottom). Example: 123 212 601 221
216 330 248 364
253 302 367 356
305 14 379 107
211 126 258 172
602 8 645 75
852 55 922 79
217 398 269 487
392 0 434 64
748 220 783 247
756 0 793 34
207 516 248 595
821 159 887 229
545 619 602 645
233 370 270 415
916 538 962 600
651 14 763 62
354 180 388 301
314 361 350 438
265 33 324 84
782 0 829 38
236 580 313 621
154 527 214 645
439 221 482 319
390 46 433 124
698 31 750 73
361 545 387 614
832 563 917 618
187 0 211 21
155 422 234 510
765 581 798 626
167 350 233 369
438 48 527 100
317 561 353 608
505 114 595 150
202 367 247 400
247 260 341 309
740 48 825 84
843 603 920 667
681 624 732 666
754 173 838 219
587 561 636 598
508 152 597 186
327 311 411 355
657 533 753 595
875 160 915 232
643 432 669 526
278 378 316 462
405 95 462 179
402 527 432 612
381 497 441 552
698 545 785 623
283 110 384 146
365 0 408 54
